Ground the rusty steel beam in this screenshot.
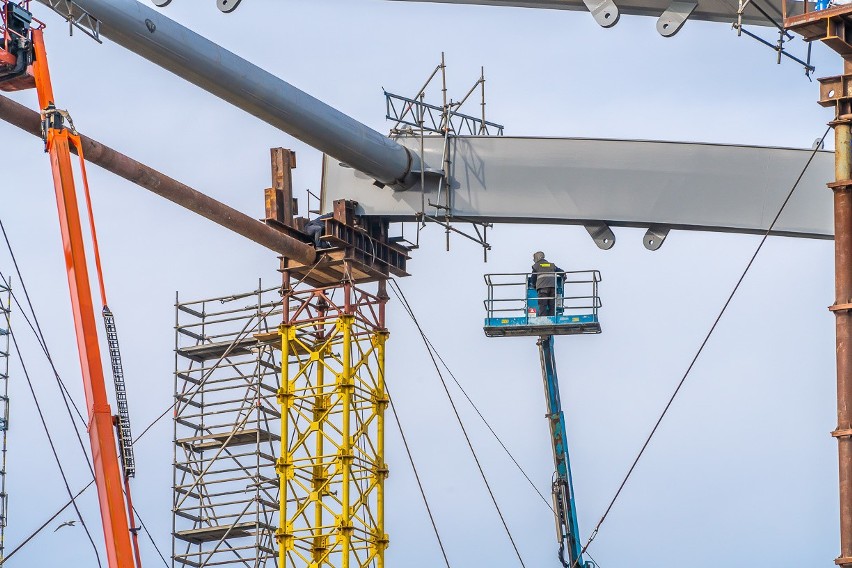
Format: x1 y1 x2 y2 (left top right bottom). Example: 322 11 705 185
0 93 316 265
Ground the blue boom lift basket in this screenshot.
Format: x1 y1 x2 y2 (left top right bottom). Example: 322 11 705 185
483 270 602 337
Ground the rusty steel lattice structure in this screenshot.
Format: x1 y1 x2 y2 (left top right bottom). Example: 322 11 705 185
0 278 9 561
276 279 389 568
172 284 284 568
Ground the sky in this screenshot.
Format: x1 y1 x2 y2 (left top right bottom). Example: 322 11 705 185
0 0 845 567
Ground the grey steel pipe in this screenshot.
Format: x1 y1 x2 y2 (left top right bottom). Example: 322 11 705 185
35 0 418 188
0 92 317 264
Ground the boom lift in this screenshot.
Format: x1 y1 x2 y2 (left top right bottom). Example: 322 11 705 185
484 269 602 567
0 2 140 566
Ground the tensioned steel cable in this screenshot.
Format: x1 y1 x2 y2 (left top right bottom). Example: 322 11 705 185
0 219 96 477
571 125 833 567
384 378 453 568
2 479 95 563
0 229 171 565
420 332 553 511
0 271 95 477
131 503 170 567
6 325 103 568
389 279 528 568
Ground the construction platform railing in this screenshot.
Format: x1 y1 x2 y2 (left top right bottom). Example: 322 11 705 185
483 271 602 337
484 270 602 319
173 285 284 568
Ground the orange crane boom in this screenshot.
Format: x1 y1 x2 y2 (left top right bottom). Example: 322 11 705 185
0 3 137 566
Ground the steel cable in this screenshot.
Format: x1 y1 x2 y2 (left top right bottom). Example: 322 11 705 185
2 480 95 564
571 125 833 567
6 324 104 568
389 279 528 568
384 378 453 568
419 331 554 511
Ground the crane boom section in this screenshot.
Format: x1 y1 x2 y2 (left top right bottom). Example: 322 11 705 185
538 335 585 568
28 24 136 568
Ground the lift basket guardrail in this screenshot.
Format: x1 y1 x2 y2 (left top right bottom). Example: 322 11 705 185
483 270 602 337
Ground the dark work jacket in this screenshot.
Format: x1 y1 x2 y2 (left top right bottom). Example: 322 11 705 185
531 259 561 290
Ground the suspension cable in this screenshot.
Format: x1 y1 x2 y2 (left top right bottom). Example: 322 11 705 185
6 324 103 567
2 479 94 563
420 331 553 511
572 125 832 566
0 222 99 486
385 379 452 568
389 279 527 568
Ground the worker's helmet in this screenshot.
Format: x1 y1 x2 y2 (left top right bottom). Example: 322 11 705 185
533 251 545 262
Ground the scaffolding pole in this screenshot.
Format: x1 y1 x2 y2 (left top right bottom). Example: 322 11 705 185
0 279 10 563
173 284 283 568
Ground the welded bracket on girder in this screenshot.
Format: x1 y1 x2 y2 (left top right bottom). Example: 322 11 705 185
643 225 670 250
579 0 620 27
584 222 615 250
656 0 697 36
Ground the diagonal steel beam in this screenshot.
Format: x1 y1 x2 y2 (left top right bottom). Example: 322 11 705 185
0 93 316 264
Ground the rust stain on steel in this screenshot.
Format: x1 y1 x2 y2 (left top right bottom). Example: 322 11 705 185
0 93 316 265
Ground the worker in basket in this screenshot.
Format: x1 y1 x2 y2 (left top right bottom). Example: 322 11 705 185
530 251 562 317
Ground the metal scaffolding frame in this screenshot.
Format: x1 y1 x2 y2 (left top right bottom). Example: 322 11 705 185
0 279 9 562
173 284 284 568
276 279 389 568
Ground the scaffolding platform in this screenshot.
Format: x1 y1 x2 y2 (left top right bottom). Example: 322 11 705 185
176 428 280 452
174 521 276 545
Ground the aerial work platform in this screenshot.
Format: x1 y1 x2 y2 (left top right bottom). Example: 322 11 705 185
483 270 602 337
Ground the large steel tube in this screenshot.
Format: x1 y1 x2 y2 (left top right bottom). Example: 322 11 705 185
0 93 316 264
34 0 418 188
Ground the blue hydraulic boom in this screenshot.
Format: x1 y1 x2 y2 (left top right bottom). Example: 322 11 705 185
483 270 602 567
539 334 587 567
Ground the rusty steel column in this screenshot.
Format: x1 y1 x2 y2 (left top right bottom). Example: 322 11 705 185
783 12 852 563
833 116 852 568
0 93 316 265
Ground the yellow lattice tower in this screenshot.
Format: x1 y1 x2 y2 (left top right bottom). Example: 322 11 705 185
277 281 389 568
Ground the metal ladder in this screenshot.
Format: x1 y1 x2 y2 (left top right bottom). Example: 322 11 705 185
103 306 135 478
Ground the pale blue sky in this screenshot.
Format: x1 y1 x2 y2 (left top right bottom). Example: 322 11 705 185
0 1 843 566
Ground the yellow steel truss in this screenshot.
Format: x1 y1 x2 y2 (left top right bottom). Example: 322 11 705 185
277 283 389 568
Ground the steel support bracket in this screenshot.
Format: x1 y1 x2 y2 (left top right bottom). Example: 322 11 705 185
830 303 852 312
656 1 697 36
151 0 171 5
217 0 243 12
821 75 852 118
835 555 852 566
832 428 852 437
579 0 620 27
584 222 615 250
643 225 670 250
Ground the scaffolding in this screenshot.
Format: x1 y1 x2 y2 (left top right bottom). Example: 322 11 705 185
0 279 9 562
173 284 284 568
275 278 389 568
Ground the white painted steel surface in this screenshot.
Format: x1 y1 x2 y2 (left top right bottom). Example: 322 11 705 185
388 0 784 27
321 136 834 238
